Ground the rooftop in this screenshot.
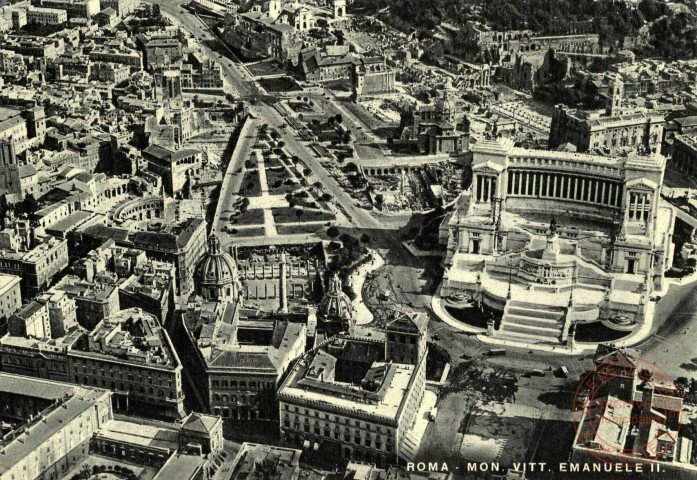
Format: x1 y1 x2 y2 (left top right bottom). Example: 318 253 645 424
279 336 414 422
185 300 306 373
0 273 20 295
0 374 110 477
82 307 177 367
228 442 301 480
96 419 179 451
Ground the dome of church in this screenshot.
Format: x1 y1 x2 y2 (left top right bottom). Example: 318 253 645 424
318 274 352 321
435 93 455 120
195 235 240 301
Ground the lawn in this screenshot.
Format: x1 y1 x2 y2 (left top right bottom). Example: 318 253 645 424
247 60 285 77
264 155 284 168
266 167 302 195
240 170 262 197
272 207 335 224
229 208 264 225
288 196 320 210
340 99 383 130
228 227 266 237
259 76 303 93
276 224 327 235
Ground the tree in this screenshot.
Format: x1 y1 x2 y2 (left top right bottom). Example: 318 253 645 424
22 194 39 216
327 226 340 238
360 233 371 243
335 113 343 124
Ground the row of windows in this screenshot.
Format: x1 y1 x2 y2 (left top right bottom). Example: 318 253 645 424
213 393 252 404
386 333 416 345
211 378 273 390
76 376 174 398
282 407 393 434
73 357 174 377
72 366 174 387
284 421 393 450
284 415 394 437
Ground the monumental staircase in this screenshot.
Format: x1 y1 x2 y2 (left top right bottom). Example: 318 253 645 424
496 300 567 344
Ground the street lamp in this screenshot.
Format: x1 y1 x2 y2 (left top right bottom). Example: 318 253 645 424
569 263 576 306
507 258 513 300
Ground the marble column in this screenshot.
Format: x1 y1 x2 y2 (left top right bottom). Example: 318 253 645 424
525 172 530 195
610 183 616 206
640 194 646 221
532 173 537 196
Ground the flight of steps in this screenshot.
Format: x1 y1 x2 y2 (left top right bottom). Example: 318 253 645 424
497 300 566 344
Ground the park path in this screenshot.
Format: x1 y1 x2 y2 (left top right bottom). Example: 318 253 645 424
254 150 279 237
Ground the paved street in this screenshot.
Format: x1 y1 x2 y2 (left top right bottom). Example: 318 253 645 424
147 0 401 242
147 0 259 99
638 279 697 379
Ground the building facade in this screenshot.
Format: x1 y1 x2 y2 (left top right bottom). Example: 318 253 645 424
143 144 203 196
441 137 674 346
0 307 186 420
277 315 427 466
0 273 21 329
26 6 68 25
549 76 664 155
0 235 69 296
0 373 113 480
177 299 307 421
412 92 469 155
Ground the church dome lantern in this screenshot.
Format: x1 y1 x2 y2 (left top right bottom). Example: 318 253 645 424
194 234 241 302
318 274 353 334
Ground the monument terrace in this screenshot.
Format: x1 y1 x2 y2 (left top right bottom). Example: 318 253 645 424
440 137 675 348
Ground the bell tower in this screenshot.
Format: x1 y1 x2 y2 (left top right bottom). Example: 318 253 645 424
606 74 624 117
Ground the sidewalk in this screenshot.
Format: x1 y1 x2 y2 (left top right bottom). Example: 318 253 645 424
351 249 385 326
